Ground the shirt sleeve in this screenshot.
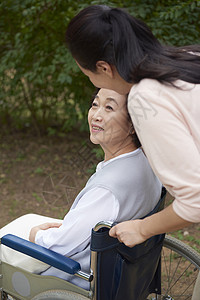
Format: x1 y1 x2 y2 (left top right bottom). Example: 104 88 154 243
128 83 200 223
35 187 119 256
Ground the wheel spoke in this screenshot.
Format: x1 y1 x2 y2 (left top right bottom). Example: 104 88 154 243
147 236 200 300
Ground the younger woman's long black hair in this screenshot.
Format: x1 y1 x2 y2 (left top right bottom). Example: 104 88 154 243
66 5 200 85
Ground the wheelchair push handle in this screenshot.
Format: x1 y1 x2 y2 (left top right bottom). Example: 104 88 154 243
1 234 93 282
93 221 114 232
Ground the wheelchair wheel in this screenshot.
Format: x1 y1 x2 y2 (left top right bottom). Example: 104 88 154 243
148 235 200 300
32 290 89 300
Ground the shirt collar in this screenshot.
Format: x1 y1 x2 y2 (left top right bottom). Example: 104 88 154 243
96 148 141 172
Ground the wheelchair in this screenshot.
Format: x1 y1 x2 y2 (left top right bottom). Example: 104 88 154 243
0 189 200 300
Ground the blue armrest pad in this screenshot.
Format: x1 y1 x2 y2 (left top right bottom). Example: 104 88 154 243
1 234 81 275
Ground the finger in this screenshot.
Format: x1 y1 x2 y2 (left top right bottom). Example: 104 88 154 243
109 226 125 244
116 235 123 243
40 222 62 230
109 226 117 238
113 233 132 246
122 238 135 248
49 222 62 228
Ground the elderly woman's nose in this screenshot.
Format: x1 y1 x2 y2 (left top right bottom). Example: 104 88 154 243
92 108 103 121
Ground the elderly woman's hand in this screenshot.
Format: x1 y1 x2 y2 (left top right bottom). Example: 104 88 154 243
29 222 62 243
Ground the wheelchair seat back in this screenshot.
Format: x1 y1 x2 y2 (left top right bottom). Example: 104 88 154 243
91 187 166 300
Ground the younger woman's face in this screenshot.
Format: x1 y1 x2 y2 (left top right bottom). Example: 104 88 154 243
77 62 132 95
88 88 133 158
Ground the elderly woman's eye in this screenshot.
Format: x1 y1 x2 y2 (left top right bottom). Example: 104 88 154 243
92 101 98 107
106 105 113 110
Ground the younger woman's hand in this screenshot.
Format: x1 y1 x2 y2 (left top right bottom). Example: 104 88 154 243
29 222 62 243
109 205 192 248
109 219 147 247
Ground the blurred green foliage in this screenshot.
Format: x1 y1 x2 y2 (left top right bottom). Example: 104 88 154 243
0 0 199 135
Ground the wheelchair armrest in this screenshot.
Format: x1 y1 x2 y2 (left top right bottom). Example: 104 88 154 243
1 234 81 275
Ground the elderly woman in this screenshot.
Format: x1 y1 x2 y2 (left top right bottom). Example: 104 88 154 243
0 88 161 289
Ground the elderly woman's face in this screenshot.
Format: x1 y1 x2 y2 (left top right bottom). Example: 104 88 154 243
88 88 132 155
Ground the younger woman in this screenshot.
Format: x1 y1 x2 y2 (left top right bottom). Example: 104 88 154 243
66 5 200 248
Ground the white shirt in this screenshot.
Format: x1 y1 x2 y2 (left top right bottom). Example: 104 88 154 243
35 151 144 288
35 151 141 253
35 187 119 255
